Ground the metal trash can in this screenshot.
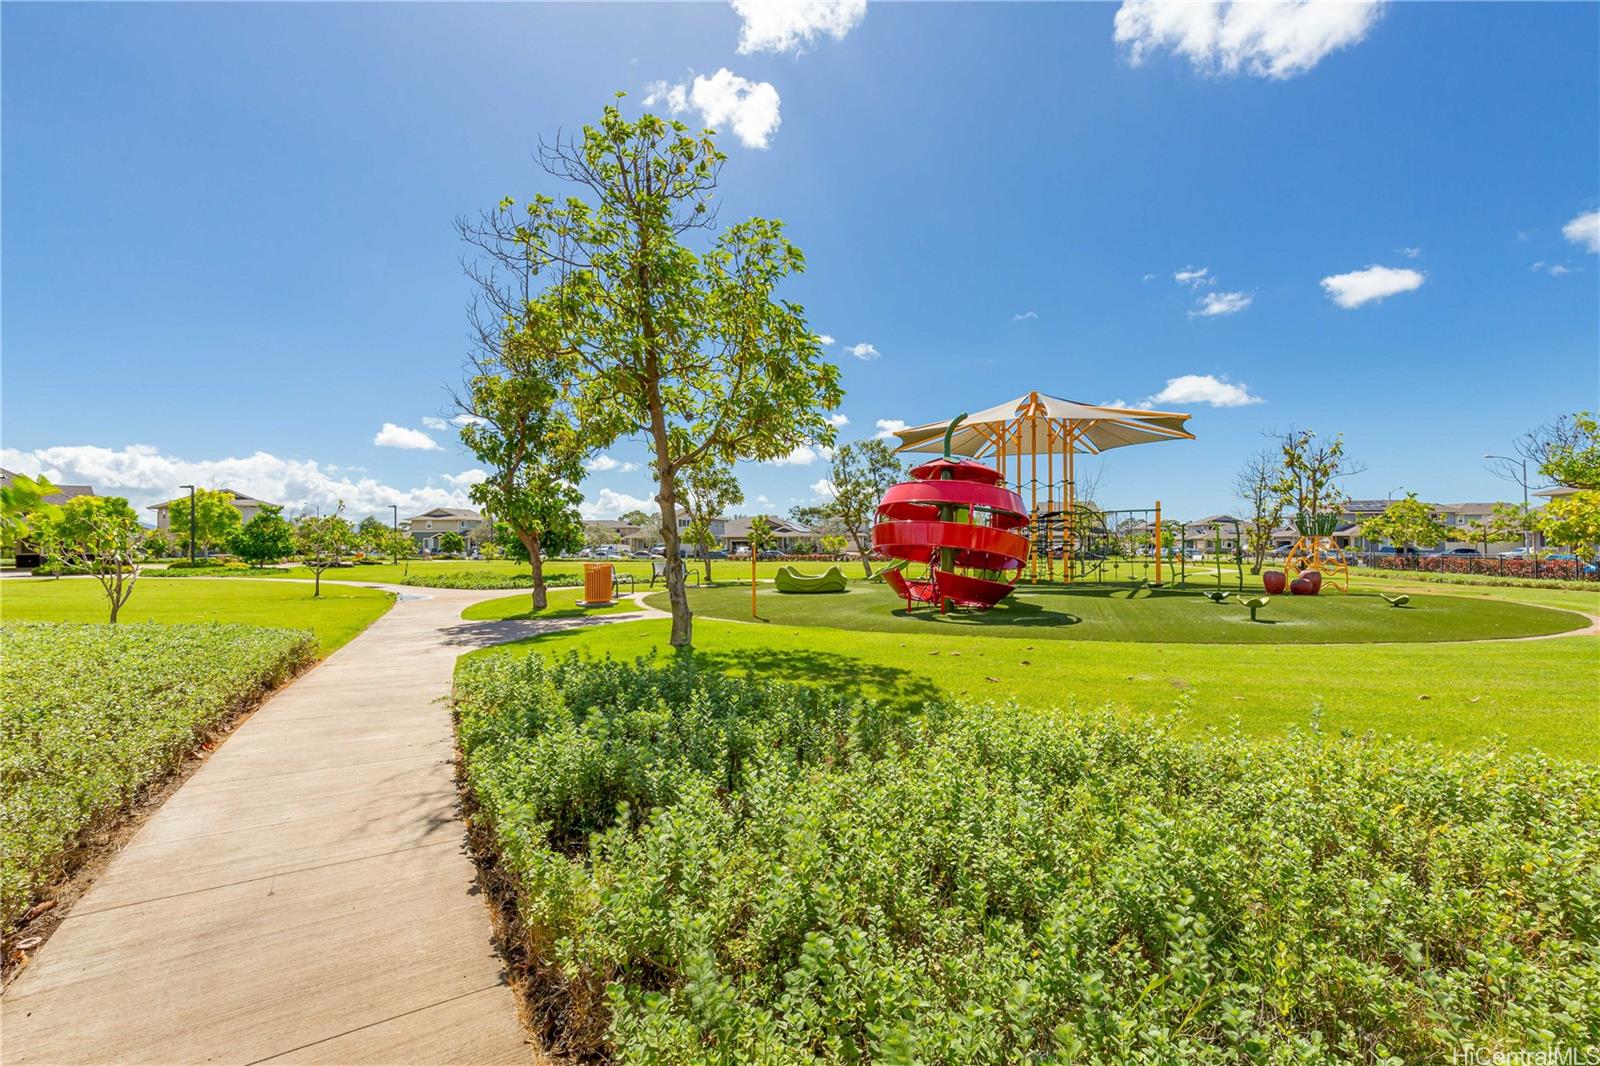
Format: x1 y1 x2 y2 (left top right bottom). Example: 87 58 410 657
582 562 615 606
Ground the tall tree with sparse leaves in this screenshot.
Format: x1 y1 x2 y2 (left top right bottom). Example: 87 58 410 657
682 462 742 582
458 99 843 647
1233 449 1284 575
295 505 355 598
826 439 904 576
1269 428 1364 528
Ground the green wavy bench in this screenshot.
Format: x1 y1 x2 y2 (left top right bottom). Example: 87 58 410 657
775 564 849 594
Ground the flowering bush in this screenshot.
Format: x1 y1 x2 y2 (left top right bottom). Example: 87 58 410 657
1 623 314 927
455 654 1600 1064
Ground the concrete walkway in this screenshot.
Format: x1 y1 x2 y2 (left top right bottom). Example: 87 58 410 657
2 583 653 1065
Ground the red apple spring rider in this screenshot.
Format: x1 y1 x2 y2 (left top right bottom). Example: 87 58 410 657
872 415 1031 613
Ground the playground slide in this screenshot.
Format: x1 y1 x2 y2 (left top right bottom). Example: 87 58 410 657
775 565 849 593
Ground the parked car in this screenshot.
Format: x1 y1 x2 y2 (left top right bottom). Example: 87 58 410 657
1444 547 1480 556
704 549 728 560
757 549 785 560
630 550 653 559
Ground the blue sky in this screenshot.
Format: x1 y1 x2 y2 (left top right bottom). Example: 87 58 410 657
4 1 1597 523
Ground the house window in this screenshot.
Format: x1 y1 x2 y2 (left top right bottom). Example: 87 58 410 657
424 521 432 529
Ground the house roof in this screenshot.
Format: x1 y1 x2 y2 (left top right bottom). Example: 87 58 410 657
150 488 277 511
0 468 95 505
403 507 482 522
723 514 812 538
1341 499 1392 513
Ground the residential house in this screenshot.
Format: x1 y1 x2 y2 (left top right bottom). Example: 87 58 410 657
722 515 815 555
404 507 484 551
1433 502 1524 553
586 518 660 553
150 488 278 531
1 468 96 567
1182 514 1245 555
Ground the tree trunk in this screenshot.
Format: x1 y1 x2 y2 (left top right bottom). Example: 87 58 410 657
646 391 691 648
519 529 548 610
313 567 322 598
852 530 874 577
701 541 714 584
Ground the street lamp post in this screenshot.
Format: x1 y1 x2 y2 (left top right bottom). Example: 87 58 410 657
179 484 197 564
1483 454 1530 552
390 504 398 531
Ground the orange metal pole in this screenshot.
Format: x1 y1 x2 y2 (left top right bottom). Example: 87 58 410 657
751 552 757 617
1154 500 1163 584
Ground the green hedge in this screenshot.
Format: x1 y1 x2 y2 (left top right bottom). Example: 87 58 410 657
144 560 253 578
455 654 1600 1064
1351 566 1597 592
1 622 315 927
401 570 580 590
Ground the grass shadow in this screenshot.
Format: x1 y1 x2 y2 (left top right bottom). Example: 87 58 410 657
665 644 946 716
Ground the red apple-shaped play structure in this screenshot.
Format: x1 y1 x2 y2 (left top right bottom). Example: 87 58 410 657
873 415 1031 612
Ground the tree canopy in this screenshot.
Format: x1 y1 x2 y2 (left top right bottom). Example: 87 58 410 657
1361 494 1449 550
458 99 843 646
168 488 242 554
229 505 296 567
824 440 904 576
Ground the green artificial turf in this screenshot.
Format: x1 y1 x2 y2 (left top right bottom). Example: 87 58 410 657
470 616 1599 758
0 578 393 655
459 586 636 621
643 580 1588 644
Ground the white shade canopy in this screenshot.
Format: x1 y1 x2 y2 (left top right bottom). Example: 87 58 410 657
891 391 1194 457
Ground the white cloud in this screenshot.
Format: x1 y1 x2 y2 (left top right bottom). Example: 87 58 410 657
580 488 656 520
1173 266 1212 288
1319 264 1425 308
586 454 641 473
809 478 838 499
1563 210 1600 253
1114 0 1385 80
770 443 835 466
732 0 866 54
1530 261 1576 277
826 413 850 428
440 469 489 488
373 423 442 451
817 333 836 346
420 413 484 432
844 342 880 360
756 494 771 505
1397 246 1422 259
1141 273 1157 283
646 68 781 149
874 418 908 440
1012 310 1039 321
0 443 481 519
1190 290 1253 317
1146 374 1263 408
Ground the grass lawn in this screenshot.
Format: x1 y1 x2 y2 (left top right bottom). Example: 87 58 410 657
0 578 393 656
460 586 636 621
643 581 1589 644
473 576 1600 757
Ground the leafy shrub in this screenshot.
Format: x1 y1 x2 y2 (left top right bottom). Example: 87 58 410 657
144 560 251 578
455 654 1600 1064
30 562 94 576
402 570 579 590
1351 566 1597 592
1 622 315 927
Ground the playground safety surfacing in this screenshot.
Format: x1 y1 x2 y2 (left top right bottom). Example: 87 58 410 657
648 580 1590 646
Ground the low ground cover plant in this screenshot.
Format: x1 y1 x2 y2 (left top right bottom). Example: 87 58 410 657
144 560 251 577
403 570 579 590
455 654 1600 1064
0 622 315 927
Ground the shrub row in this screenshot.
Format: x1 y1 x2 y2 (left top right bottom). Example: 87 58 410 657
402 570 580 590
1350 566 1599 593
144 560 254 578
0 622 316 928
455 654 1600 1064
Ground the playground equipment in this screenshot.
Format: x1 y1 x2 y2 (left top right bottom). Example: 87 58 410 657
1202 590 1231 603
1283 513 1351 593
1239 595 1271 622
890 392 1193 582
873 416 1030 612
775 565 848 593
1381 593 1411 607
